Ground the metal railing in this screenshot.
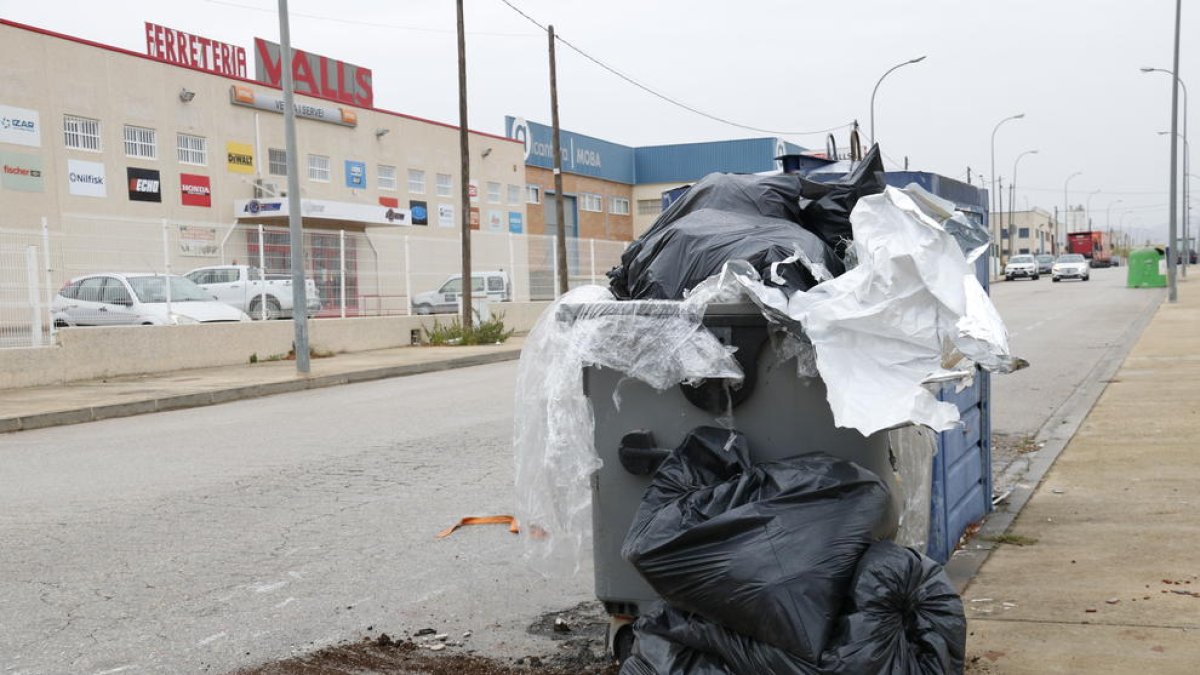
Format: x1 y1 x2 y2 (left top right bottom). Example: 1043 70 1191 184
0 215 629 348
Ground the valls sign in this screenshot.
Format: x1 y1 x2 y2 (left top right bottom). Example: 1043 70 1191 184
0 104 41 147
127 167 162 203
254 39 373 108
180 173 211 207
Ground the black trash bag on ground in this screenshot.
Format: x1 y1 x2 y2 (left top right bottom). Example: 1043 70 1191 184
797 144 886 257
621 426 891 663
621 602 821 675
819 541 966 675
607 173 843 300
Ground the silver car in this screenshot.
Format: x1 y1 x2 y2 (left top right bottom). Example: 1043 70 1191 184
1004 255 1040 281
52 273 251 326
1051 254 1090 282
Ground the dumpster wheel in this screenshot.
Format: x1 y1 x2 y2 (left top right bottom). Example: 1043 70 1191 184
606 615 636 663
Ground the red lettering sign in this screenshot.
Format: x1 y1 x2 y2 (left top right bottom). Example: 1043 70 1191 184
180 173 212 208
253 38 373 108
145 23 247 78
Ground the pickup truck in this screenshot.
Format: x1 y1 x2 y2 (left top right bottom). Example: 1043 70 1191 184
185 265 321 320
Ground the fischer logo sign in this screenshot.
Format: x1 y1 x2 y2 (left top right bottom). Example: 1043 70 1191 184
180 173 211 207
0 151 44 192
127 167 162 202
144 22 247 78
0 104 41 147
67 159 106 198
254 38 373 107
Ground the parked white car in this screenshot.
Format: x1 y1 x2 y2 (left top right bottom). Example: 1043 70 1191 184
52 273 250 326
1004 255 1040 281
1052 254 1090 282
412 271 512 315
185 265 320 320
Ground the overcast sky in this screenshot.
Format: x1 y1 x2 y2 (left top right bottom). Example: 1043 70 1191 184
2 0 1194 241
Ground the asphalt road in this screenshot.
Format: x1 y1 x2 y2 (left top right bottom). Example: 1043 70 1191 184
0 266 1165 674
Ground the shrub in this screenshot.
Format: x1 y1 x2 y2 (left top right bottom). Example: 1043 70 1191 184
424 312 515 346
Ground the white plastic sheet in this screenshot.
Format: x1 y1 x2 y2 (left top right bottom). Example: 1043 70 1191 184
512 287 741 575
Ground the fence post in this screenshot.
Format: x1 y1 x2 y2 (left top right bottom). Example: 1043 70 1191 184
26 246 42 347
403 235 413 315
508 231 516 300
590 238 597 286
257 224 267 320
551 234 559 298
41 217 55 344
162 219 172 316
339 229 346 319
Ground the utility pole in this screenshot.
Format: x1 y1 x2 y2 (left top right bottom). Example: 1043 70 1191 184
997 176 1005 264
456 0 474 326
277 0 309 374
549 25 568 296
1167 0 1182 302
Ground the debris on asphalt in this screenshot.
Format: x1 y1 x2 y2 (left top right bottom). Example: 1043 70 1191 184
553 617 571 633
1106 598 1121 605
414 627 437 637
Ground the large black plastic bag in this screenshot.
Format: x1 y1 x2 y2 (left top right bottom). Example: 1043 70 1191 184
607 173 844 300
797 144 886 256
820 541 966 675
621 426 891 663
621 602 821 675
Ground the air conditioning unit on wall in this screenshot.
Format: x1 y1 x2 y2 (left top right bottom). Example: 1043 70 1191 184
254 179 282 199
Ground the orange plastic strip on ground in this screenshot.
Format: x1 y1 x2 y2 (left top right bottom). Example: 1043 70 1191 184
436 515 520 539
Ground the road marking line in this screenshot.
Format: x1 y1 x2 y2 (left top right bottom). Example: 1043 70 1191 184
93 667 137 675
252 580 288 593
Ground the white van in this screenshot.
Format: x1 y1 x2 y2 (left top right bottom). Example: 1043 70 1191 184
412 271 512 315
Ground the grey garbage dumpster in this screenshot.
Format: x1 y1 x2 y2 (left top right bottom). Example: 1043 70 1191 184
570 301 908 660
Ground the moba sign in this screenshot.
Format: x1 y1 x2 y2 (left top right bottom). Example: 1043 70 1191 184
254 38 373 108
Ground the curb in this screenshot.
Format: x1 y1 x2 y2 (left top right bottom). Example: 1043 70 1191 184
1 348 523 434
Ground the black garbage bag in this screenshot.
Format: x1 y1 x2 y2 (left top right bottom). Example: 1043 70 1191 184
621 602 821 675
607 173 843 300
621 426 891 663
797 144 886 256
819 541 966 675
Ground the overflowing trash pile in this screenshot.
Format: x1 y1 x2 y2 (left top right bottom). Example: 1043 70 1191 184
513 145 1019 674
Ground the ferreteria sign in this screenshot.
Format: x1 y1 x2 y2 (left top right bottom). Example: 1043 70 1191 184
253 38 373 108
144 22 247 78
229 86 358 128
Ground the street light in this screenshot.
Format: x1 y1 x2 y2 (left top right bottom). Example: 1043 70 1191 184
1062 171 1082 253
1145 68 1189 280
1159 130 1192 276
990 113 1025 263
1008 149 1038 258
870 56 926 145
1106 200 1124 229
1085 188 1102 229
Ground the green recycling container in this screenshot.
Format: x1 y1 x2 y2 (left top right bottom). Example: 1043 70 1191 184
1127 248 1167 288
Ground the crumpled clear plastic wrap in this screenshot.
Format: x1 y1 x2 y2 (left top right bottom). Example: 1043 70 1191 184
887 425 937 553
712 183 1019 435
512 286 742 575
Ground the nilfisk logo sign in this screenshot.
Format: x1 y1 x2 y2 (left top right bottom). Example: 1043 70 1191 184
67 159 106 198
127 167 162 202
0 104 41 147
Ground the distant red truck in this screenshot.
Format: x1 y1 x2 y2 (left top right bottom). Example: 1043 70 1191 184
1067 231 1112 268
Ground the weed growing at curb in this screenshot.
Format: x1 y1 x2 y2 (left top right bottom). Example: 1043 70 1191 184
424 313 515 346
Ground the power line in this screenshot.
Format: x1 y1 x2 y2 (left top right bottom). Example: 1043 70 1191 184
204 0 537 37
496 0 853 138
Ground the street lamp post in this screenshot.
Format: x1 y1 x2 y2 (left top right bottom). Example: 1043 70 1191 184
1009 149 1038 257
870 56 926 145
1063 171 1082 253
1085 188 1102 229
990 113 1025 265
1143 66 1188 280
1159 131 1192 276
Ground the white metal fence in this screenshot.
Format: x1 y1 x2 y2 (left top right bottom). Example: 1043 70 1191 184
0 216 629 348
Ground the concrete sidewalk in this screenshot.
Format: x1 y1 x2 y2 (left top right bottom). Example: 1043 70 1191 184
963 289 1200 673
1 337 525 433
